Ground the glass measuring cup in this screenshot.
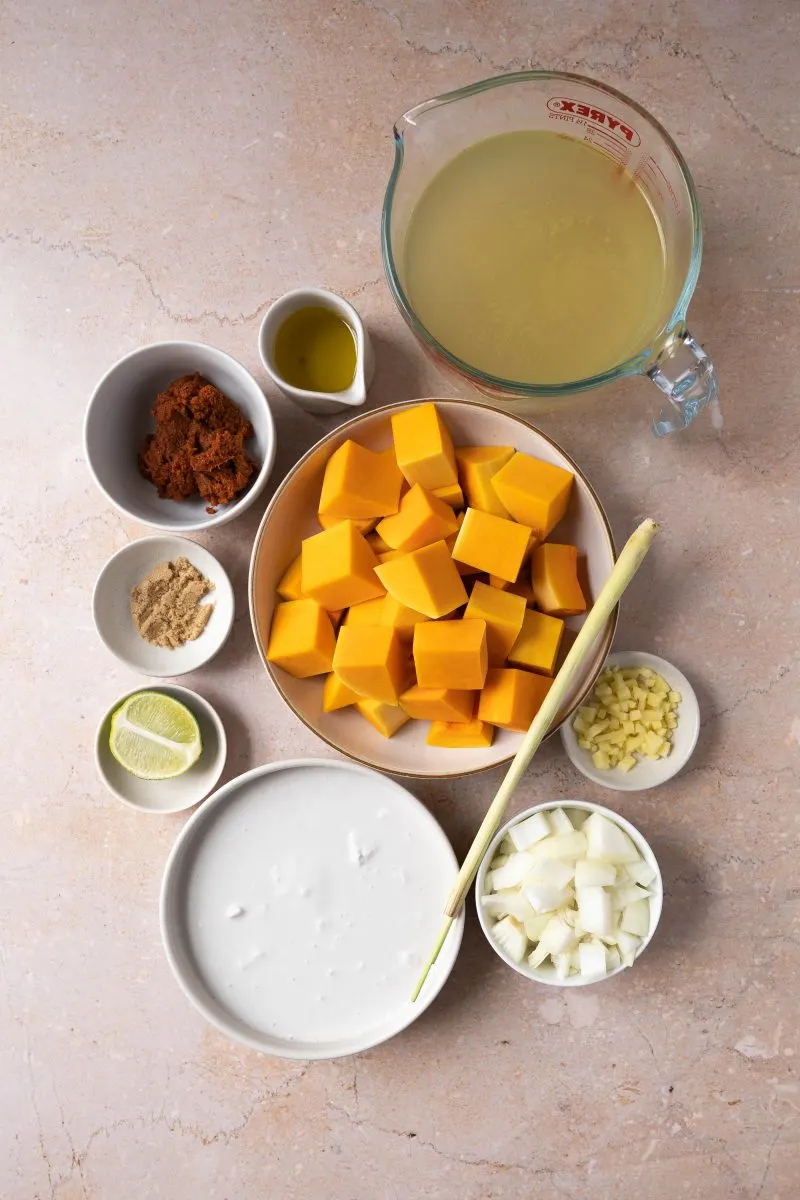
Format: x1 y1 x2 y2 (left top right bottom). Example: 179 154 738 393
382 71 718 436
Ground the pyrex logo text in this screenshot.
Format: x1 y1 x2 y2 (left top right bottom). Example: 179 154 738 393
546 97 641 147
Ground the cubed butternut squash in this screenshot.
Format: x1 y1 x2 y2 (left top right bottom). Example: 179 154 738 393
342 596 386 628
332 625 408 702
322 672 361 712
276 554 304 601
356 698 410 738
490 452 574 537
267 599 336 678
390 403 458 490
426 718 495 748
375 484 458 552
317 511 377 534
301 521 385 610
530 543 587 616
318 439 403 520
432 481 464 508
398 685 476 723
380 594 430 640
507 609 565 676
445 510 480 576
374 540 467 619
455 445 514 517
478 668 553 732
413 618 488 689
463 580 527 666
451 507 530 582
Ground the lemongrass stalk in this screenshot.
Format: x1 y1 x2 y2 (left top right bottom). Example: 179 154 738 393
412 518 659 1000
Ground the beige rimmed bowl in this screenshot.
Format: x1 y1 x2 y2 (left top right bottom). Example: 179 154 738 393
249 399 617 779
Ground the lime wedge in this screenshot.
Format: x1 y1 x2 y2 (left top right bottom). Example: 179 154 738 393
109 691 202 780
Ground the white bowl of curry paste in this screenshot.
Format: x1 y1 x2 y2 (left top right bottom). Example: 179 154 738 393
84 341 276 532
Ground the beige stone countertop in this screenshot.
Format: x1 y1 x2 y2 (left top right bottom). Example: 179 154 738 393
3 1 799 1197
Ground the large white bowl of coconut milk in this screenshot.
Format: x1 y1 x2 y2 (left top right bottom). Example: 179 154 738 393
160 759 464 1058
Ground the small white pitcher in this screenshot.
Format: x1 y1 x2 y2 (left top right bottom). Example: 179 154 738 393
258 286 375 415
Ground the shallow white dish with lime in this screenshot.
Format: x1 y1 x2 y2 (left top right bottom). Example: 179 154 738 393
160 759 463 1058
95 686 226 813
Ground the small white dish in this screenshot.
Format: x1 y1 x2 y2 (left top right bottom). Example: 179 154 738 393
475 800 663 987
93 535 234 676
84 340 276 532
560 651 700 792
95 684 227 814
258 286 375 415
160 759 464 1058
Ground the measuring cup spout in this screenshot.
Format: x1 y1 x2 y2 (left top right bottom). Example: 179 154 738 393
647 327 720 436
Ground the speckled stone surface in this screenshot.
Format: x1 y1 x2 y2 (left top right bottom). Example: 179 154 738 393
3 2 800 1197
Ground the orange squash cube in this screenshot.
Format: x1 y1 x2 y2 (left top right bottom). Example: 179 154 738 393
445 511 480 576
342 596 386 628
267 599 336 678
432 481 464 508
478 668 553 732
301 521 385 610
451 507 530 582
380 594 430 640
398 685 476 723
276 553 304 601
322 672 361 712
375 540 467 619
491 452 574 537
455 445 514 517
332 625 408 702
317 510 377 534
413 619 488 690
375 484 458 553
464 580 527 666
391 403 458 490
426 718 495 748
507 609 565 676
318 439 403 520
356 698 410 738
531 543 587 617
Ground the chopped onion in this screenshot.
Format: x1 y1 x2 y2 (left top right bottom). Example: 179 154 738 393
508 810 552 850
523 881 573 914
574 860 617 888
482 806 657 979
527 831 588 862
620 899 650 936
489 851 534 891
583 812 640 864
549 807 575 836
578 940 608 978
491 916 528 963
576 886 615 937
524 859 575 889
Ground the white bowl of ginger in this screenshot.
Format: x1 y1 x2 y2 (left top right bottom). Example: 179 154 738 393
93 536 234 676
249 398 617 779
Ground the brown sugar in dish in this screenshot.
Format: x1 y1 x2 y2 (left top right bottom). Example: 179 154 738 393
131 557 214 649
139 373 257 513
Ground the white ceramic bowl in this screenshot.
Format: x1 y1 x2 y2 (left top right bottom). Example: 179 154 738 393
249 398 617 779
160 759 464 1058
93 535 234 676
560 651 700 792
476 800 663 986
84 341 276 532
95 684 227 814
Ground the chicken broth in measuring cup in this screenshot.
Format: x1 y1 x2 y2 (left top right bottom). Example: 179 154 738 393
401 131 667 385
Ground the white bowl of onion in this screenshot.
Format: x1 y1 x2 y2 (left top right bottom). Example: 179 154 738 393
475 801 663 986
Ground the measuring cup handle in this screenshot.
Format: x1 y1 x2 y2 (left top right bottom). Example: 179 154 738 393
647 329 720 437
